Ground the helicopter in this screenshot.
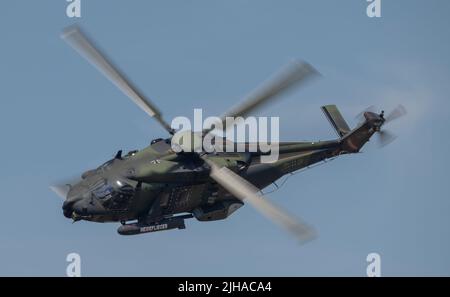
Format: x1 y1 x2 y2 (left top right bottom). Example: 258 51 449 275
51 25 406 243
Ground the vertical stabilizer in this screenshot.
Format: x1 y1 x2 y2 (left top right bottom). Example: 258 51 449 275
321 105 351 137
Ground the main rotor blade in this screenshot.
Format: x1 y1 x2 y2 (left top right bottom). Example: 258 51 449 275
209 60 319 133
61 25 173 134
385 104 407 123
206 160 316 243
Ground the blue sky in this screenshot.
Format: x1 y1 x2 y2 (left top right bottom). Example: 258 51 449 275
0 0 449 276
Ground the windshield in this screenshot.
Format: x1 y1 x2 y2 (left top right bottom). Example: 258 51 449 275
90 178 135 211
91 179 113 199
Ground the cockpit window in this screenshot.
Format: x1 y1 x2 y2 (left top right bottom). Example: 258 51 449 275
90 178 135 211
90 179 113 199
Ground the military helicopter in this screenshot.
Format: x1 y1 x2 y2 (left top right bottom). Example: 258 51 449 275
51 26 406 243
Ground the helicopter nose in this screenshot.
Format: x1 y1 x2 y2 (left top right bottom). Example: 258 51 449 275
62 197 85 218
62 184 89 218
62 197 91 218
72 199 90 215
62 200 74 218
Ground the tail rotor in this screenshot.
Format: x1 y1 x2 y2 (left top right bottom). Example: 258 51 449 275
355 104 407 148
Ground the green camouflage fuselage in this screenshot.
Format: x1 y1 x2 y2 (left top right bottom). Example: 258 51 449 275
66 118 375 224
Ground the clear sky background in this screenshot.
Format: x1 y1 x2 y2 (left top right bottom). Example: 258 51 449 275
0 0 449 276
